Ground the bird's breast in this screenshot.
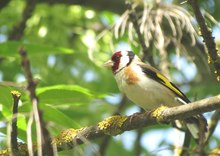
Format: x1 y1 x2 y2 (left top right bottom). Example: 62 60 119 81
115 67 178 110
123 66 140 85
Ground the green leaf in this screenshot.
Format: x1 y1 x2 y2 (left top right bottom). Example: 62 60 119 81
41 104 81 129
0 41 74 57
37 84 93 104
0 86 13 108
0 86 14 119
0 127 29 143
17 114 27 131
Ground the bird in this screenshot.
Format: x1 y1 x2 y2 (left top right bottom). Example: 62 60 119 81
104 50 207 144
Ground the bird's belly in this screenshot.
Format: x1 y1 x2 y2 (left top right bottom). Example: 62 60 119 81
119 78 179 110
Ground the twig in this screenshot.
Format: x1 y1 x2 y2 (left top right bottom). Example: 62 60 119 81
125 0 154 66
99 136 110 156
8 0 37 40
134 107 144 156
135 127 143 156
188 0 220 81
180 130 191 156
0 0 11 10
99 95 127 156
19 48 37 100
10 90 21 153
205 110 220 145
19 47 54 156
27 112 34 156
0 81 25 89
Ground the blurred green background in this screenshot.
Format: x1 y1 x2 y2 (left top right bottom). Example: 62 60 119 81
0 0 219 155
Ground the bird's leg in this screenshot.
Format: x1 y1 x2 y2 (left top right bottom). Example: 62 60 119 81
129 112 143 123
151 105 170 124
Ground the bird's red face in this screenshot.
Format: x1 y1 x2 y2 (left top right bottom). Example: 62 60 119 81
111 51 122 73
104 51 135 74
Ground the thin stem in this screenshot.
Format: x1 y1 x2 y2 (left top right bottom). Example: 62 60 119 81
10 91 21 153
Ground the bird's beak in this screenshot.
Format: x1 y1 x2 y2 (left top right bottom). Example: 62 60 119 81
103 60 114 68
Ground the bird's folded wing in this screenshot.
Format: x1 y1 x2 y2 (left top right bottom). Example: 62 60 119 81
138 63 191 103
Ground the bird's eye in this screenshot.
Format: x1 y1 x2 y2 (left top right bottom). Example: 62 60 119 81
112 55 121 62
111 52 122 62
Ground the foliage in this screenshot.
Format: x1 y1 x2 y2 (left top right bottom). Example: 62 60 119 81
0 0 219 155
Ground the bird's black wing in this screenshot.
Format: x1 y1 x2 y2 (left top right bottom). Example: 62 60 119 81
139 64 191 103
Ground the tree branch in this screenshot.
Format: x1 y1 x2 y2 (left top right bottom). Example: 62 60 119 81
39 0 126 14
161 95 220 120
188 0 220 81
51 95 220 152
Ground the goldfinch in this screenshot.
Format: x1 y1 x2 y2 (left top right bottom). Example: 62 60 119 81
104 50 207 143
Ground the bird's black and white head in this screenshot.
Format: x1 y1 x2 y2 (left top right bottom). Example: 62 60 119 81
104 51 137 74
